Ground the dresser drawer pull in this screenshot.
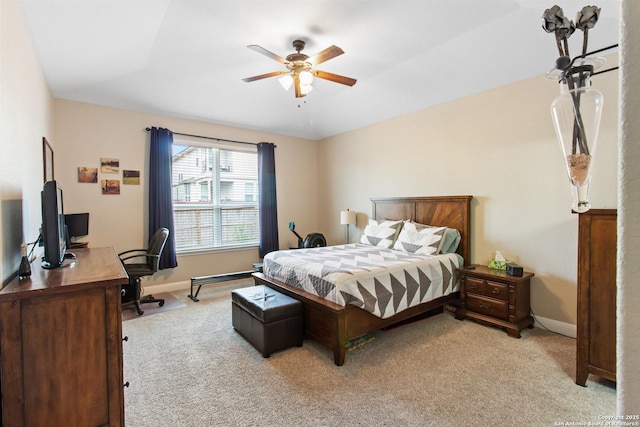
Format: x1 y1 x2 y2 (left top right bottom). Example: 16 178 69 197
124 381 130 388
469 283 478 289
491 288 500 294
479 303 491 310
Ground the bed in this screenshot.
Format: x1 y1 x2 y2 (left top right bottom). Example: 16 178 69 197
253 195 473 365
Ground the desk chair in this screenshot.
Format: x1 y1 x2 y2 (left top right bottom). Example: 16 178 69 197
119 227 169 315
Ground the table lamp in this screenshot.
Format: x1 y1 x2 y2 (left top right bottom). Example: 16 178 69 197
340 209 356 244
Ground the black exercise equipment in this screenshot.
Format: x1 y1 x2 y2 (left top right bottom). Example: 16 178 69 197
289 221 326 248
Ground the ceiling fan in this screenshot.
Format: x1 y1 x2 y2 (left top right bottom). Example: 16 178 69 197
242 40 357 98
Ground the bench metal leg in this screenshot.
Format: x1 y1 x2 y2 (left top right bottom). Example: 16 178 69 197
188 270 255 302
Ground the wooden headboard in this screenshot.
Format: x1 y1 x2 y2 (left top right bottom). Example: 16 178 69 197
371 196 473 263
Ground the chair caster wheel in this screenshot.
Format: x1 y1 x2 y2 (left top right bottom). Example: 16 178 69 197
159 301 165 307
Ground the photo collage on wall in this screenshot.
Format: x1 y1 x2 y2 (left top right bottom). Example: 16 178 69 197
77 157 140 195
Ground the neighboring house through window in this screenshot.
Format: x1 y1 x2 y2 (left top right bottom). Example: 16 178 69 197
171 140 258 252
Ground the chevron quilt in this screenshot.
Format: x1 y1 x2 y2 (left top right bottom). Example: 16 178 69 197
263 243 462 319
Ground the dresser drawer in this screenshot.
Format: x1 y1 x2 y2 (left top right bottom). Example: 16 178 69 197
466 294 508 320
484 281 508 301
464 277 484 295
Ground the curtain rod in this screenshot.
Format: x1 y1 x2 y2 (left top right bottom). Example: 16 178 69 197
145 127 274 147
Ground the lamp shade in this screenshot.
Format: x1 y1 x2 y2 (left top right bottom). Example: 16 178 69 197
279 74 293 91
340 210 356 225
299 70 313 85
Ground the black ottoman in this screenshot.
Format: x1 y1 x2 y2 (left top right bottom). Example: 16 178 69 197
231 285 303 358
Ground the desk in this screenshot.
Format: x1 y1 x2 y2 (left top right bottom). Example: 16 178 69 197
0 247 128 426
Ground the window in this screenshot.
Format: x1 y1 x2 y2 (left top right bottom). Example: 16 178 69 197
172 141 258 252
245 182 255 202
200 182 209 202
184 183 191 202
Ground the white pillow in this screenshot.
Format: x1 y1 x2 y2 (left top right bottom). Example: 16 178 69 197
360 219 403 249
393 221 446 256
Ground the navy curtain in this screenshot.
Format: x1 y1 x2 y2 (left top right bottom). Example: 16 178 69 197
149 127 178 269
257 142 279 258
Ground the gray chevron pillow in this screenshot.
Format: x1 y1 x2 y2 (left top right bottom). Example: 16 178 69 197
393 221 446 256
360 219 403 249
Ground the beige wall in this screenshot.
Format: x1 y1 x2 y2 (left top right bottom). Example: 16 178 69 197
0 0 54 284
317 60 619 329
53 99 317 286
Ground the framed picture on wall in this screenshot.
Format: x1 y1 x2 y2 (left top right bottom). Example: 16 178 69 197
43 137 54 183
101 179 120 195
101 157 119 174
123 170 140 185
78 167 98 183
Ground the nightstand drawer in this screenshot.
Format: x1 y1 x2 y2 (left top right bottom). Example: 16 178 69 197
484 281 507 301
464 277 484 295
466 294 508 320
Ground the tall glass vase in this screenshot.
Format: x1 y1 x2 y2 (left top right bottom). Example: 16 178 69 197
550 63 604 213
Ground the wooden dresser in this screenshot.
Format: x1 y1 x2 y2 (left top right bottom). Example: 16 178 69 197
0 247 128 426
576 209 617 386
455 265 534 338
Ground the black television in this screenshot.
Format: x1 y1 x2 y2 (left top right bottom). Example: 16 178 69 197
64 212 89 243
41 180 67 269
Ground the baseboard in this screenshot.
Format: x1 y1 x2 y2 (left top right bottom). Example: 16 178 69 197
533 314 576 338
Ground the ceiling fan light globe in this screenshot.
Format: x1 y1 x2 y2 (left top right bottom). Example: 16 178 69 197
299 70 314 85
300 84 313 95
279 74 293 91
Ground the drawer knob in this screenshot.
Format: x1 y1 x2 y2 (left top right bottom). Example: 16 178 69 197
492 288 500 294
122 336 129 342
479 303 491 310
124 381 130 388
470 284 478 289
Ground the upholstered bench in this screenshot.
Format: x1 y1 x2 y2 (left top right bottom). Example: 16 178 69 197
231 285 303 358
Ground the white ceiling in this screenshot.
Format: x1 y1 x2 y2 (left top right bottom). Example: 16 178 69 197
18 0 620 141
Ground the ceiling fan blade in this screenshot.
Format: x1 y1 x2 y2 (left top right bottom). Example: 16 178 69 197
308 45 344 66
242 70 287 82
313 70 357 86
247 45 287 64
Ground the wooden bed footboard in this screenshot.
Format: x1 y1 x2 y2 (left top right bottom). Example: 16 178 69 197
253 272 459 366
255 195 473 366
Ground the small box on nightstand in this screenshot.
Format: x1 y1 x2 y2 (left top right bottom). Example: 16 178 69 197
506 262 523 277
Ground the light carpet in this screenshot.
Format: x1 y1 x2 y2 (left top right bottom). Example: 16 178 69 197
122 282 616 427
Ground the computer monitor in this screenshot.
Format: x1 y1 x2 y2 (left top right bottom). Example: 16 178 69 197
41 181 67 269
64 212 89 242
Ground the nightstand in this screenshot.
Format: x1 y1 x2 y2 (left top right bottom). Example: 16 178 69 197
454 265 534 338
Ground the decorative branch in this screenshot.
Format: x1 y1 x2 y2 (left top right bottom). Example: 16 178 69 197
576 6 601 56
